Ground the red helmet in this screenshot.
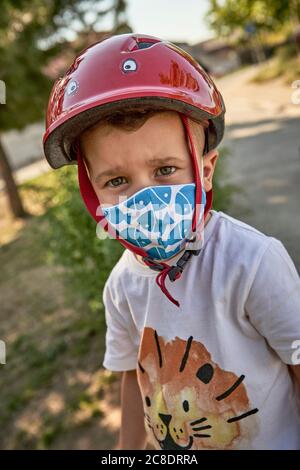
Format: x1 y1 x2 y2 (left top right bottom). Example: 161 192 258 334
43 33 226 308
43 33 225 169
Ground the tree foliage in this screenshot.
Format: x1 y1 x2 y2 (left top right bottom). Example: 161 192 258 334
207 0 300 37
0 0 130 131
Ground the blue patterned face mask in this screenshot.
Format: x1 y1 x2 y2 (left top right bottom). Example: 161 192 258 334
102 182 206 261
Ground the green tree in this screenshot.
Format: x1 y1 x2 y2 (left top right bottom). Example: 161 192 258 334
0 0 130 218
207 0 300 36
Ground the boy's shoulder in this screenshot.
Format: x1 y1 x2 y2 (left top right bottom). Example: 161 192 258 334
215 210 269 239
212 210 276 248
102 248 129 292
209 210 282 268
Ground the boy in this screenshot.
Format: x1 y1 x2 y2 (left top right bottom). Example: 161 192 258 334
43 34 300 450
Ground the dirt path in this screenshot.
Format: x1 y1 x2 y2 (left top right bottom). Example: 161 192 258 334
0 190 122 450
216 65 300 271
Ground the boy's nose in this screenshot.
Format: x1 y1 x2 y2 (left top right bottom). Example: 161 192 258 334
128 180 159 198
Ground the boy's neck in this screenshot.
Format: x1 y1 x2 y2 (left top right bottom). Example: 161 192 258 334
134 210 212 267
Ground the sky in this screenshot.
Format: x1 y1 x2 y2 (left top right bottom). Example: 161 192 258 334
60 1 213 46
126 0 213 44
92 0 213 45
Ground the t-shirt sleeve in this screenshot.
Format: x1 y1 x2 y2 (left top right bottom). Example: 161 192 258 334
102 280 139 372
245 237 300 365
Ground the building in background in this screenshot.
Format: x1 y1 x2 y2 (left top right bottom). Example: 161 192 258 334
175 38 241 77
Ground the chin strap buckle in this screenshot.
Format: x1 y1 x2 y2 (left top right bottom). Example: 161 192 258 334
143 244 203 281
168 265 183 282
185 229 204 253
168 246 202 282
142 256 166 272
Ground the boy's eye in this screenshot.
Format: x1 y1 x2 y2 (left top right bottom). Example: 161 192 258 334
156 166 176 177
105 166 176 187
106 176 127 187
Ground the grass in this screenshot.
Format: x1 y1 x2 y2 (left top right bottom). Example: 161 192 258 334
251 44 300 85
0 171 121 449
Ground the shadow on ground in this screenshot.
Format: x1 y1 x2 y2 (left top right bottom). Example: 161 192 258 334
0 196 122 449
223 115 300 273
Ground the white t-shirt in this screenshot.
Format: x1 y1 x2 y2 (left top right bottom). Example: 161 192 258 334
102 210 300 450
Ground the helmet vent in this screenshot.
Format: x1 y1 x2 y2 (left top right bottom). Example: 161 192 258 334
136 41 156 50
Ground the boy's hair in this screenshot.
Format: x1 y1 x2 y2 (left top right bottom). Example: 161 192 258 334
78 108 209 162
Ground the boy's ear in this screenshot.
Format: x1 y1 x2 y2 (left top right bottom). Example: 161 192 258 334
81 150 92 180
203 149 219 192
78 138 92 178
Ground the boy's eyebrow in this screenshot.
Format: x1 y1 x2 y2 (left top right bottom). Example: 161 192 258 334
94 156 183 183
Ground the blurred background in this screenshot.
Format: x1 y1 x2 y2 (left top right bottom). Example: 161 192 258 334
0 0 299 449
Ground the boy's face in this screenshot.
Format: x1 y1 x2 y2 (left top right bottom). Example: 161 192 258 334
80 111 219 206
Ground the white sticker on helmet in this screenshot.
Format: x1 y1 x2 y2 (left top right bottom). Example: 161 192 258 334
66 79 79 96
122 59 137 73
